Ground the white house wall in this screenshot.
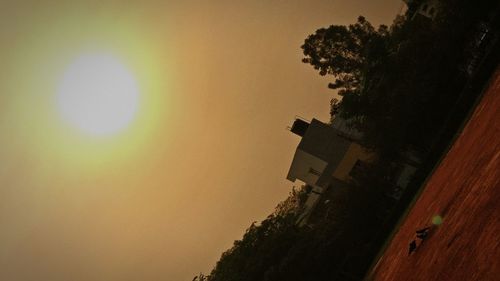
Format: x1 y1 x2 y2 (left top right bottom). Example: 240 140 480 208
286 148 328 186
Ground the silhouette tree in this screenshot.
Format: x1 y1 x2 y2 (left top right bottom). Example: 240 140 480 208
301 16 389 96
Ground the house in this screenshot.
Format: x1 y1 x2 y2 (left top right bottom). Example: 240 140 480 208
286 117 420 225
286 118 372 192
286 117 373 225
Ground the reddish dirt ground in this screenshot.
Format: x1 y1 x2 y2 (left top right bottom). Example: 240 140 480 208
368 69 500 281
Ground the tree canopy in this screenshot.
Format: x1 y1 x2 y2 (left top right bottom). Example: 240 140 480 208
301 8 486 159
301 16 389 96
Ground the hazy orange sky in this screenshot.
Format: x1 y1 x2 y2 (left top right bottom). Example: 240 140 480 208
0 1 401 280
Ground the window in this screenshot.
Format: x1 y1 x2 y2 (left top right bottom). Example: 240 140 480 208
308 168 321 176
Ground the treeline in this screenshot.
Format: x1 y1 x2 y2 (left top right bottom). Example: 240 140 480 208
194 182 393 281
193 1 499 280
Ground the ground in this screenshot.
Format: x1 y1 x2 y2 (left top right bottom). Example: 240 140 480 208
367 68 500 281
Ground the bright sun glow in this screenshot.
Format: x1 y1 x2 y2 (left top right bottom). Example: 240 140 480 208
57 53 139 136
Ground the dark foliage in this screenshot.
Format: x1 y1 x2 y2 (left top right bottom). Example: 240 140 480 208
302 0 499 160
202 179 395 281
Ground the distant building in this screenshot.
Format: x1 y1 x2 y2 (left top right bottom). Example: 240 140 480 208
286 117 373 225
403 0 440 20
286 118 372 191
286 117 420 225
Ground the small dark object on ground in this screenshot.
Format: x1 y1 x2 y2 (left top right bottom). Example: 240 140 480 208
408 240 417 256
416 227 431 234
416 227 431 240
417 232 428 240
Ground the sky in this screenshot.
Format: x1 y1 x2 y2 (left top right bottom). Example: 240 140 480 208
0 1 402 280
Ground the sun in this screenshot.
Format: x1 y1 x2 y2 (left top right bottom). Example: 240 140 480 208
57 53 140 136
